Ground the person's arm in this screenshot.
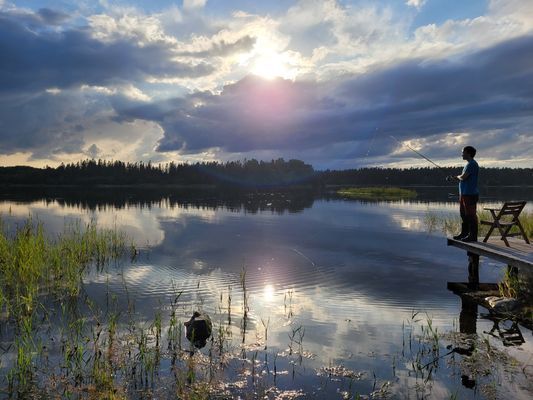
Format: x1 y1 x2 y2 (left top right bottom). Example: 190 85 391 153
446 164 472 182
447 164 471 182
456 171 470 181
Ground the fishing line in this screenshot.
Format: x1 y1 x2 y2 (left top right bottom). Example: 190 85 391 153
361 127 379 167
291 248 331 281
390 135 458 198
390 135 446 171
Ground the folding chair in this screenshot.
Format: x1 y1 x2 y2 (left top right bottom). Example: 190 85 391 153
481 201 530 247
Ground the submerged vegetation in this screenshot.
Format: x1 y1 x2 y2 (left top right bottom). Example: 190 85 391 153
337 186 417 200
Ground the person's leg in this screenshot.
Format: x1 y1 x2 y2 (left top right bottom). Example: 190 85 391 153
462 195 478 242
454 196 469 239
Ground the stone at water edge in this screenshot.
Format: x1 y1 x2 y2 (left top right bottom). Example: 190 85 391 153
485 296 520 313
184 311 212 348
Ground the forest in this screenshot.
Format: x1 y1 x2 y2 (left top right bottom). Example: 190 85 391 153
0 158 531 188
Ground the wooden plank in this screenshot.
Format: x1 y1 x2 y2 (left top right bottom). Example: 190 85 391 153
447 237 533 270
447 282 499 294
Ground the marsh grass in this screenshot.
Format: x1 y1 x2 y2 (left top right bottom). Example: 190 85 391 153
337 186 417 200
0 216 127 319
425 209 533 239
0 215 128 396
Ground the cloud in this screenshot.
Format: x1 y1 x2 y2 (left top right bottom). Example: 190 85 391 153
109 34 533 167
175 35 256 58
183 0 207 11
1 1 533 168
37 8 70 25
0 9 214 95
406 0 426 10
85 143 102 158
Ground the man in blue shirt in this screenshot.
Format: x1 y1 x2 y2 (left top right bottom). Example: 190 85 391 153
447 146 479 242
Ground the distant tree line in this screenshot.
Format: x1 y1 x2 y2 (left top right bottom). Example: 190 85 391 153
0 159 315 187
317 166 533 187
0 159 531 187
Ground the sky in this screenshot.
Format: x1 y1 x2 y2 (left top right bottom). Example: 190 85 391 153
0 0 532 170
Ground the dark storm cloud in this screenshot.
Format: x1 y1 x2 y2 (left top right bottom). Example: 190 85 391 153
118 34 533 158
0 10 214 94
1 7 70 28
0 90 95 155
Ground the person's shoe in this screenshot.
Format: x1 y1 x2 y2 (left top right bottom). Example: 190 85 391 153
461 235 478 243
453 222 468 240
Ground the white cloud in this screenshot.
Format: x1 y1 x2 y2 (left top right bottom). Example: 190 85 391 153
45 88 62 95
406 0 426 9
121 84 151 102
88 12 177 46
183 0 207 11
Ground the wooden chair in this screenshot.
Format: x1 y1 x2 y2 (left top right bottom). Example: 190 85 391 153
481 201 530 247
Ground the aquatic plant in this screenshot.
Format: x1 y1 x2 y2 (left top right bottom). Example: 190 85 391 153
0 216 128 395
337 186 417 200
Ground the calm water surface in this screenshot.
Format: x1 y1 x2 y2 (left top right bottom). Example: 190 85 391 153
0 188 532 399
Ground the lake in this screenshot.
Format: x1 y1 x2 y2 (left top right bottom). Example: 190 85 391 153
0 187 532 399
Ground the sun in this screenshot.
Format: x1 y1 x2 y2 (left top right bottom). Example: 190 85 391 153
248 50 297 80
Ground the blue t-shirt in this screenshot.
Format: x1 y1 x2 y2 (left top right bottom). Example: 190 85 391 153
459 159 479 195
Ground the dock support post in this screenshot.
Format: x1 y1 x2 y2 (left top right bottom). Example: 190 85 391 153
459 296 478 334
467 252 479 289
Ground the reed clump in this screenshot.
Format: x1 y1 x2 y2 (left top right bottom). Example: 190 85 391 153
0 216 127 319
337 187 417 200
424 210 533 239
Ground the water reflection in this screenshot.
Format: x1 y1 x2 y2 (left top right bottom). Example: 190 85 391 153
0 188 532 398
0 186 316 214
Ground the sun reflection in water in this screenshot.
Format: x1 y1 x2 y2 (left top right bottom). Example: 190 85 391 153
263 283 275 302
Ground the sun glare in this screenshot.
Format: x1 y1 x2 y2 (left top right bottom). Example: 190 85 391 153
263 284 275 302
240 47 298 79
248 51 297 80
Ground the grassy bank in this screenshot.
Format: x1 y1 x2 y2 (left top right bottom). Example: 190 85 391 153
337 186 417 200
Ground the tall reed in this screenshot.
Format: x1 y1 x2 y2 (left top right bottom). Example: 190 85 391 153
0 215 128 394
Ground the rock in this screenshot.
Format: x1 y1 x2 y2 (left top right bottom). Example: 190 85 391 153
485 296 520 313
184 311 212 348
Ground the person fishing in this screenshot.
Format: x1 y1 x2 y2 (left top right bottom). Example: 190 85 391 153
447 146 479 242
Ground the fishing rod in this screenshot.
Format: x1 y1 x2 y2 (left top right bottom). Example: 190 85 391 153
390 135 458 197
390 135 447 170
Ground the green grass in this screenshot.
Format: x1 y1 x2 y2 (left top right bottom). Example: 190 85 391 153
337 187 417 200
0 216 128 396
424 209 533 239
0 216 127 319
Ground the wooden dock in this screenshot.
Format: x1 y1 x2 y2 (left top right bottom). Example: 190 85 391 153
447 237 533 270
447 236 532 288
447 237 533 335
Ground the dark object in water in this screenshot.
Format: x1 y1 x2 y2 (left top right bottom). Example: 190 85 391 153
184 311 212 348
461 374 476 389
